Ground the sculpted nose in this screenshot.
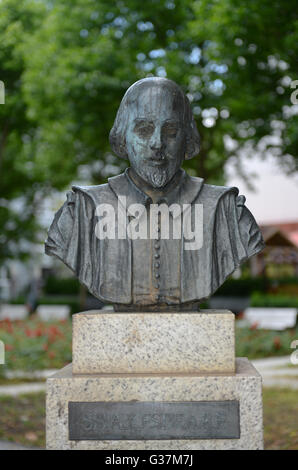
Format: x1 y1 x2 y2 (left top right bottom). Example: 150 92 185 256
150 128 162 151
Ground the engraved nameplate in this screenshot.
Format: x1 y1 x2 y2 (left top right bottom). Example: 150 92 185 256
68 401 240 440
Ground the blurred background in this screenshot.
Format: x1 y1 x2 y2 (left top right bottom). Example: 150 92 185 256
0 0 297 450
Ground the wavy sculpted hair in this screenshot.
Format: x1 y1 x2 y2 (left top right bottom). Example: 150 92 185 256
109 77 200 160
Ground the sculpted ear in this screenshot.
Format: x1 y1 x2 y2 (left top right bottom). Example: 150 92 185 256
184 123 200 160
116 139 128 159
109 130 128 159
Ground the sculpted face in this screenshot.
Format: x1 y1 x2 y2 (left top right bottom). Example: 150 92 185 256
125 84 186 188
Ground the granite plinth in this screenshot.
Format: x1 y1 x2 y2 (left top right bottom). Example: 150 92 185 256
72 310 235 374
46 358 263 450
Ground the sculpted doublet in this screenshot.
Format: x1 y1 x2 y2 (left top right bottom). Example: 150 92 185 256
45 77 265 311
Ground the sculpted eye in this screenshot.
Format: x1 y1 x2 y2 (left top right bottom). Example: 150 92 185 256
134 122 154 137
163 126 178 138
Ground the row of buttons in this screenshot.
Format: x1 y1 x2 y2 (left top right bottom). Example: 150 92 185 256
154 222 161 300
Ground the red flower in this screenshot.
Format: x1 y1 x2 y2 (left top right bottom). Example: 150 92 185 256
273 337 281 349
47 325 64 342
5 344 13 351
250 322 259 330
25 326 46 338
34 327 43 337
25 328 34 337
48 351 56 359
1 319 14 334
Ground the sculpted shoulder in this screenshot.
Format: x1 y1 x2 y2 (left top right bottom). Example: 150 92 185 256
186 175 239 204
71 182 115 207
199 181 239 200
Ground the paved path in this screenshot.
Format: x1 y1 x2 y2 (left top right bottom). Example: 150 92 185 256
0 382 46 396
251 356 294 369
251 356 298 389
4 369 58 380
0 440 41 450
0 369 55 396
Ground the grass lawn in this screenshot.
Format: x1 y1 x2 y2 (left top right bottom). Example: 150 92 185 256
235 324 298 359
0 393 45 448
0 388 297 449
263 388 298 450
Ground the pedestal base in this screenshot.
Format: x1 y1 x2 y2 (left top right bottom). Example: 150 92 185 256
46 358 263 450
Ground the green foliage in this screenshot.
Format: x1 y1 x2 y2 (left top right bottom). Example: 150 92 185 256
250 292 298 308
0 0 46 263
214 277 268 296
22 0 298 184
214 277 298 297
0 316 72 376
1 0 298 264
43 276 80 296
235 324 298 359
190 0 298 175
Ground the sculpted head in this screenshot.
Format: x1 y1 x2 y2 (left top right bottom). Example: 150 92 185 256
109 77 200 188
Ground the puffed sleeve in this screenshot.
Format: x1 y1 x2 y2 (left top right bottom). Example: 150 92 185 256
211 189 265 291
45 187 97 290
236 194 265 257
45 190 76 261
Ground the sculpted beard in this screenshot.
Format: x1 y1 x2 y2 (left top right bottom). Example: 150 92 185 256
128 144 179 188
139 151 173 188
143 165 169 188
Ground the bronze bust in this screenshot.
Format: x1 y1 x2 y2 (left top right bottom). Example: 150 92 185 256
45 77 264 311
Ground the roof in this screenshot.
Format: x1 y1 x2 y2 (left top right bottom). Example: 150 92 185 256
260 224 298 248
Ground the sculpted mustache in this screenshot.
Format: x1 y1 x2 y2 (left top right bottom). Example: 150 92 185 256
146 151 170 161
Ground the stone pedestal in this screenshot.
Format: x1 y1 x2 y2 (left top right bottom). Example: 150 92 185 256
72 310 235 374
46 310 264 450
